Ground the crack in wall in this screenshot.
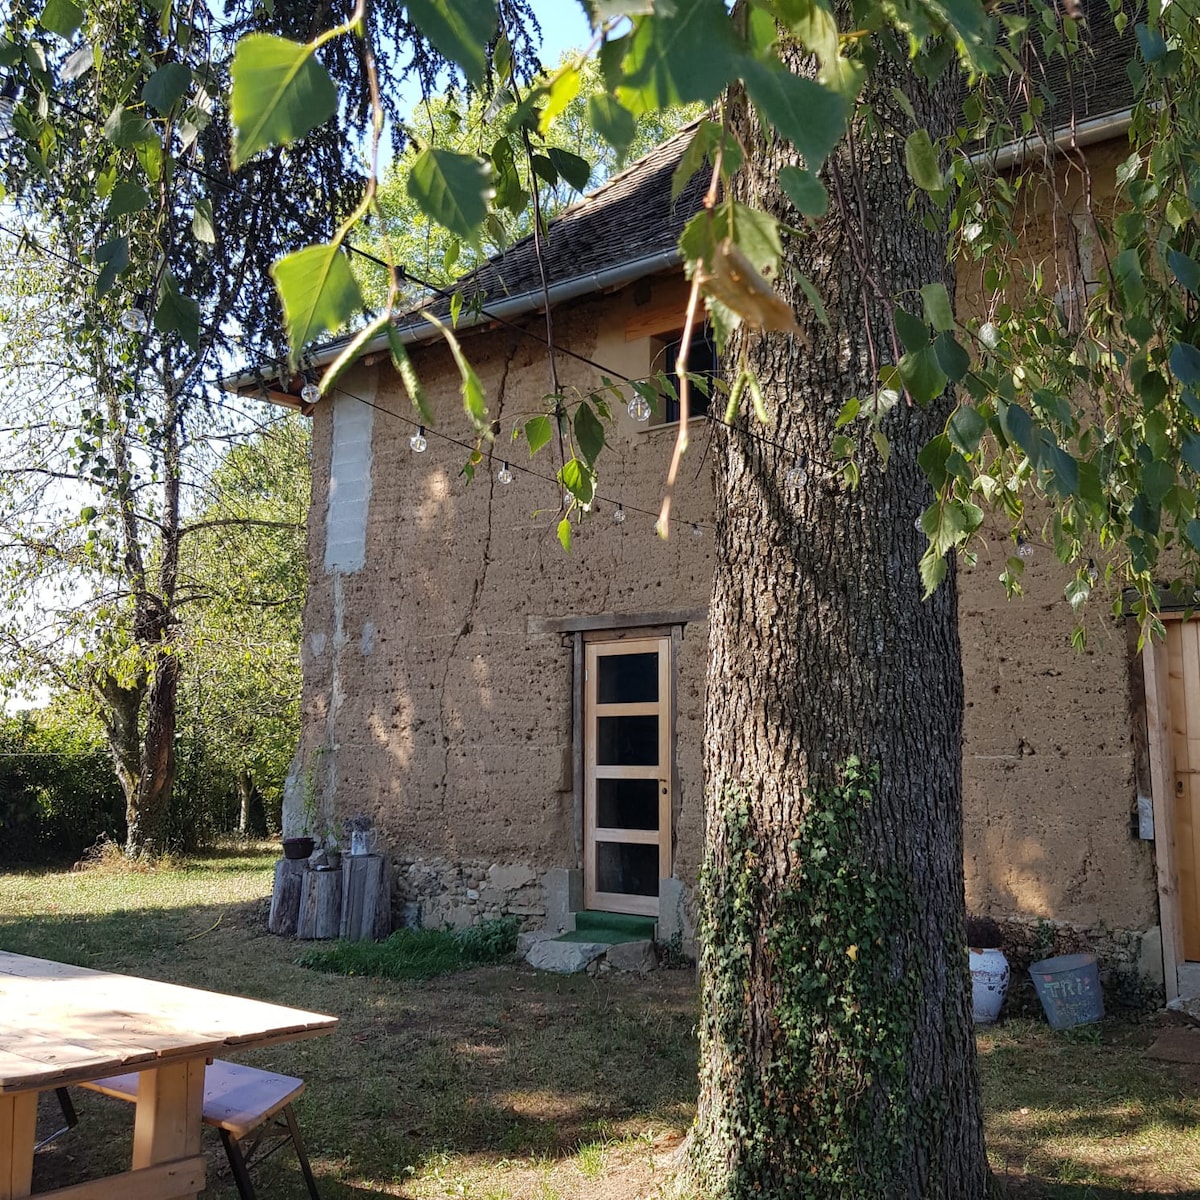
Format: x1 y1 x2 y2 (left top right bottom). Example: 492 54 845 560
436 336 520 829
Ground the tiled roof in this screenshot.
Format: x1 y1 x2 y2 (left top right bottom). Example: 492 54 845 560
394 118 707 333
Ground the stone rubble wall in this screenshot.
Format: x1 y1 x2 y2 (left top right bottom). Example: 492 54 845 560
392 857 547 930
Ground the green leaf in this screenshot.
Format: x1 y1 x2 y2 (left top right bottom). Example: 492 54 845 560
898 345 947 405
1168 249 1200 295
904 128 942 192
574 402 606 466
919 546 948 597
143 62 191 115
230 34 337 169
893 306 929 353
559 457 596 506
103 105 157 148
999 402 1038 462
61 42 92 80
947 405 987 455
933 331 969 381
530 154 558 186
404 0 496 87
1135 21 1168 63
1170 342 1200 385
616 2 740 115
408 149 493 240
779 165 828 217
921 282 954 331
107 181 150 219
547 147 591 192
386 327 432 423
192 197 215 244
557 516 572 552
1181 431 1200 475
796 272 829 329
271 242 363 364
539 65 581 134
94 235 128 296
153 269 201 351
588 94 637 160
740 59 847 170
918 433 953 490
524 414 553 456
1186 519 1200 553
38 0 82 39
423 311 489 429
834 397 860 427
1143 458 1174 505
727 201 783 276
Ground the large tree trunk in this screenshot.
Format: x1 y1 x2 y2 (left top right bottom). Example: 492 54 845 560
690 45 989 1200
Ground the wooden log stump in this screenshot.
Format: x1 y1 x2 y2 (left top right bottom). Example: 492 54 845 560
340 855 391 941
297 868 342 939
268 859 306 936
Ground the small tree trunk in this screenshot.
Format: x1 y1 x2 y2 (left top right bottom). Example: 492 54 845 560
237 769 253 834
126 647 180 856
690 45 989 1200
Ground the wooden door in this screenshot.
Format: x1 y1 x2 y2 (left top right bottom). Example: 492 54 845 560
584 637 672 916
1167 619 1200 960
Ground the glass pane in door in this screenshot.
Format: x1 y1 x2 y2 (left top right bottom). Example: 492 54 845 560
597 651 659 703
597 777 659 830
595 842 659 896
597 715 658 765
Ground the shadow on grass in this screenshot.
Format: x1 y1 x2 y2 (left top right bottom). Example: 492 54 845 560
9 896 699 1198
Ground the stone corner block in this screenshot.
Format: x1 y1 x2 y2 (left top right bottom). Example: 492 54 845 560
604 939 658 974
524 939 608 974
516 930 557 959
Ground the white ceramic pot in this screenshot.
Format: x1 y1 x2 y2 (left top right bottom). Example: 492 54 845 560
970 947 1010 1024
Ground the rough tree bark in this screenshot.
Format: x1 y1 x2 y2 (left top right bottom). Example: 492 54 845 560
690 41 989 1200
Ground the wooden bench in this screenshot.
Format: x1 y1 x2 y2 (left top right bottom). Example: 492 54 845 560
79 1060 320 1200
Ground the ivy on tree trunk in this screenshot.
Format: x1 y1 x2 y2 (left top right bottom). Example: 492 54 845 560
691 44 989 1199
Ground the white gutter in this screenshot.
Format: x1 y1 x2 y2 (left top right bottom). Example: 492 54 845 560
226 246 683 393
970 108 1133 171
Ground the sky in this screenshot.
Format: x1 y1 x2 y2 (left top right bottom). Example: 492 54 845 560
526 1 593 61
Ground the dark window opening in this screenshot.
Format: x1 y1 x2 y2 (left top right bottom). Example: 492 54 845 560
652 327 717 424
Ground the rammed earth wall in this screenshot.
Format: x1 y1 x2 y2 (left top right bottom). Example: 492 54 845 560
289 142 1157 959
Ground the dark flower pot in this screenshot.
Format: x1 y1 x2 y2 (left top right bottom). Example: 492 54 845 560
282 836 315 861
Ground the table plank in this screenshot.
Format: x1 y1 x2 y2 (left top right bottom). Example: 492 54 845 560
0 952 336 1094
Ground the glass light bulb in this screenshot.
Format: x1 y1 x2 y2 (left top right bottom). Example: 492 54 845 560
496 461 513 485
628 394 651 423
1087 559 1099 585
120 306 149 334
409 426 427 453
613 505 626 525
785 462 808 488
914 516 925 533
979 321 1000 350
1017 538 1034 560
691 523 703 539
301 381 320 405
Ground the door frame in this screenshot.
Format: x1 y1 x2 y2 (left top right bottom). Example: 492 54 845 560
583 634 673 916
1144 617 1186 1001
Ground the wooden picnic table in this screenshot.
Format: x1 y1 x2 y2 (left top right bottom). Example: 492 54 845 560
0 951 337 1199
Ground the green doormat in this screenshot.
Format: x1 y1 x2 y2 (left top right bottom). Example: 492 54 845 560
554 911 656 944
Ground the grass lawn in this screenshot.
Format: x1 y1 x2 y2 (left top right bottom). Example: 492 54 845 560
3 847 1200 1198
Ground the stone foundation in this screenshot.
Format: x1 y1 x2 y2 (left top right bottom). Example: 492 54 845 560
991 916 1163 1015
392 856 548 930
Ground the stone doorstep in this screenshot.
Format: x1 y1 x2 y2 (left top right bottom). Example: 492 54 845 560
520 934 659 975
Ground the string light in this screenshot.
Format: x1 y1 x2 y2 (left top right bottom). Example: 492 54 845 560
120 293 149 334
1017 534 1034 560
409 425 427 453
301 377 321 406
496 461 513 484
785 459 808 488
1087 558 1098 585
691 522 703 539
628 394 652 423
613 504 626 524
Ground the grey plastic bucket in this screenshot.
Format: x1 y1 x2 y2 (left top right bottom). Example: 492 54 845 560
1029 953 1104 1030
